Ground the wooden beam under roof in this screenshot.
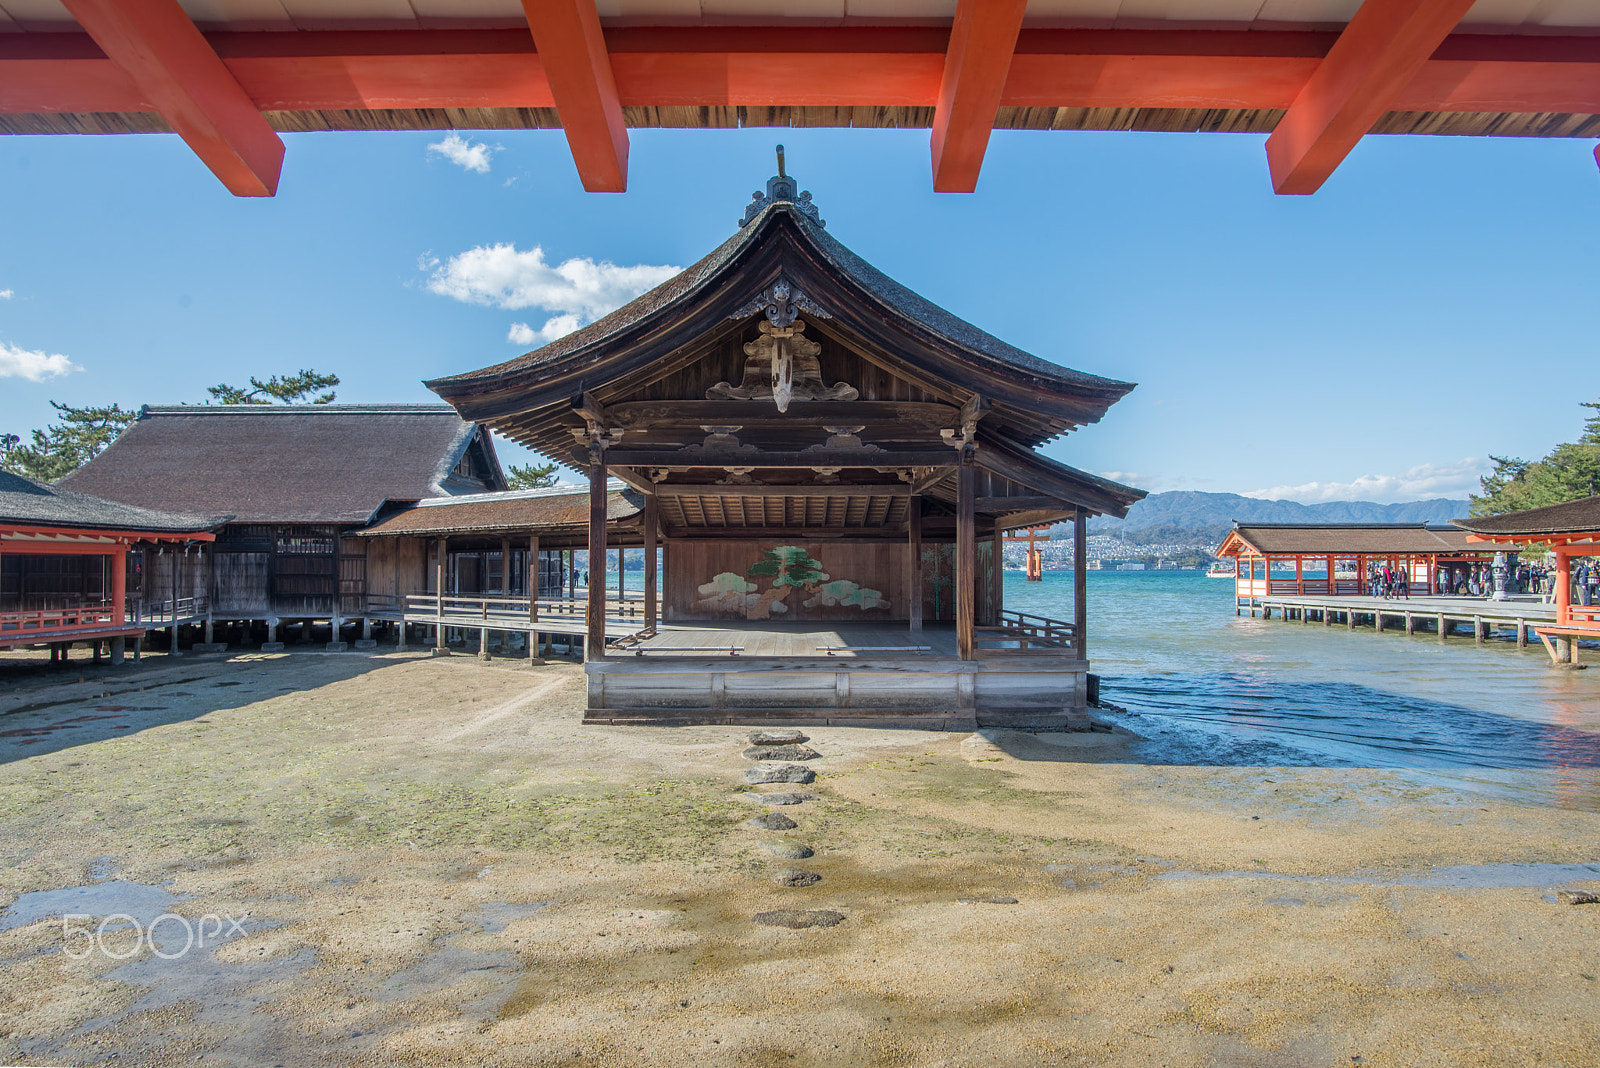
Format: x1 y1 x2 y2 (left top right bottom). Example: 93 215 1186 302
655 484 911 497
521 0 628 192
1265 0 1475 194
58 0 283 196
930 0 1028 193
592 449 960 469
604 399 960 430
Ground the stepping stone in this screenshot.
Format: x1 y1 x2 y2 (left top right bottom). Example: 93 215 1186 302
774 868 821 887
739 792 817 806
748 729 808 746
742 744 819 762
744 763 815 785
746 812 798 830
753 910 844 929
957 896 1020 905
758 840 814 860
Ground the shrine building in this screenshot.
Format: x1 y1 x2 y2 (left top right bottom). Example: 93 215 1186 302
425 159 1145 728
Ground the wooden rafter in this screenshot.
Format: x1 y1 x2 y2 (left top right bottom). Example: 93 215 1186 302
1265 0 1476 194
520 0 628 192
931 0 1028 192
57 0 284 196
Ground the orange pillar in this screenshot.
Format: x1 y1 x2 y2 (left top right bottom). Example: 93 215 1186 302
1557 549 1572 625
111 546 127 626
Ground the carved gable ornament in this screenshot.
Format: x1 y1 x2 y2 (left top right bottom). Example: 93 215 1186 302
712 279 857 413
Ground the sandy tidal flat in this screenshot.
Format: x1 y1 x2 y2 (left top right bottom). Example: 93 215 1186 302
1 651 1598 1067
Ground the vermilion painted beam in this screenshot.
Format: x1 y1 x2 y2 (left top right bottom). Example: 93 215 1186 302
1265 0 1476 195
57 0 284 197
931 0 1029 193
521 0 629 192
4 28 1600 122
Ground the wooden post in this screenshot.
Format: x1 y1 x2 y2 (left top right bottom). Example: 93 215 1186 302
1517 619 1527 649
1074 507 1087 662
907 495 923 633
568 548 576 601
1436 613 1447 639
643 496 658 629
168 546 180 657
1556 549 1572 626
956 459 976 660
434 537 447 651
528 535 540 623
587 452 608 661
111 547 126 628
989 524 1003 626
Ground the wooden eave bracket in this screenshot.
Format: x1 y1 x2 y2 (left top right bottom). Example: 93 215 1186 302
931 0 1029 192
59 0 284 196
522 0 629 191
1264 0 1475 194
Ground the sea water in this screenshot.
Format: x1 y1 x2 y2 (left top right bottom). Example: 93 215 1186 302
1006 570 1600 811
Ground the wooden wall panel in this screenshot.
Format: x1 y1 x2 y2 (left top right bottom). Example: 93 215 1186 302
664 539 909 622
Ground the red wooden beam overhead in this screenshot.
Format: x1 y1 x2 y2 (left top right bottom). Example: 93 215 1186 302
1265 0 1477 195
931 0 1029 193
6 29 1600 119
521 0 629 193
5 24 1600 195
57 0 284 197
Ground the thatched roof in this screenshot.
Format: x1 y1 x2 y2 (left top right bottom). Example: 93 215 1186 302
359 483 641 538
1220 523 1486 556
0 470 224 535
60 405 504 526
1453 496 1600 539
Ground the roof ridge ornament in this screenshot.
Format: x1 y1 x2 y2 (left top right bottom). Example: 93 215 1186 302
739 144 825 229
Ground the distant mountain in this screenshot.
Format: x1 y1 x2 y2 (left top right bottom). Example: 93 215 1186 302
1085 491 1472 545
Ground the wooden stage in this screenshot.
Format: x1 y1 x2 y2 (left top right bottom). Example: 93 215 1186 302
1257 593 1564 650
586 621 1089 729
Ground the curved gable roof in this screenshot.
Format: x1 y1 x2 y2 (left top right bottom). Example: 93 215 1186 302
426 201 1135 445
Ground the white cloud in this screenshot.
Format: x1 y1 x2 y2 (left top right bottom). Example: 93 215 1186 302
508 315 583 346
0 339 79 381
428 243 680 349
1245 457 1490 505
0 289 13 300
426 133 499 174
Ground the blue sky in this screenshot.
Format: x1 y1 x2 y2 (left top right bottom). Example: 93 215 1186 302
0 124 1595 502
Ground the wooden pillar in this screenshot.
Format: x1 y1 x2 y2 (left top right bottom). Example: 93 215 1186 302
1556 550 1572 626
1074 507 1087 662
989 524 1003 625
568 549 576 600
528 535 541 622
907 495 923 633
168 546 180 657
1295 554 1303 595
643 496 658 629
587 453 608 661
111 547 126 628
1517 619 1528 649
956 459 976 660
434 537 447 651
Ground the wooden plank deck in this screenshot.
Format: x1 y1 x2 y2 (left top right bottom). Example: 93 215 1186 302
1258 593 1563 650
622 621 950 658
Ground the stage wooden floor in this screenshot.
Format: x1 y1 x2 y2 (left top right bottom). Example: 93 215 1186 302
620 621 953 658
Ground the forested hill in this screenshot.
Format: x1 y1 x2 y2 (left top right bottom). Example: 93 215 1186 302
1086 491 1472 544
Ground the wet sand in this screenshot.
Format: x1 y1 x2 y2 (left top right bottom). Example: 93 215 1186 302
1 650 1598 1067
